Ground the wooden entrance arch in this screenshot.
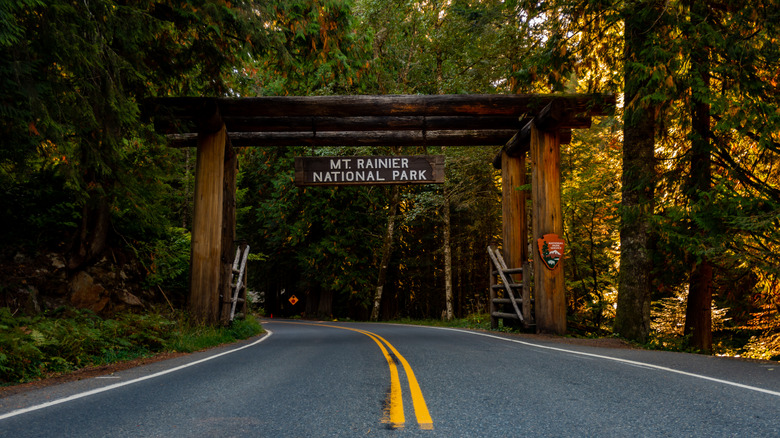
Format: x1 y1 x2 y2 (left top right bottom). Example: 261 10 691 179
152 94 614 331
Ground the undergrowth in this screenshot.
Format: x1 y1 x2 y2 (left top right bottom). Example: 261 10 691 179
0 307 263 385
389 313 526 333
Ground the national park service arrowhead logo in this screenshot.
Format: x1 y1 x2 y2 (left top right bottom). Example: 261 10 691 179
537 234 565 271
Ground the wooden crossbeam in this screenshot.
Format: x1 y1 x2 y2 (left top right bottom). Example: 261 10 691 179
221 115 528 133
492 97 607 168
167 129 520 148
151 93 614 134
155 93 611 117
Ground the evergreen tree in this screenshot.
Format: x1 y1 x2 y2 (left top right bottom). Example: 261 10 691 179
0 1 269 269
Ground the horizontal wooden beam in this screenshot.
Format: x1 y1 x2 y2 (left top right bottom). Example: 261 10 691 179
151 94 615 131
492 99 593 169
507 120 534 155
167 130 519 148
221 115 529 134
534 99 593 131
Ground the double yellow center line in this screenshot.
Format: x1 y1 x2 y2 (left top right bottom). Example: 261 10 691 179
272 321 433 430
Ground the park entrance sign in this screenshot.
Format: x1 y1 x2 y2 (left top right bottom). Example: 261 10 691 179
294 155 444 186
150 93 615 332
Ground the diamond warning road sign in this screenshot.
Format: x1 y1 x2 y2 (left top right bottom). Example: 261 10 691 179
289 295 299 305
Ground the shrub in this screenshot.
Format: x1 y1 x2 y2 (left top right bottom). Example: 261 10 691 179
0 307 263 385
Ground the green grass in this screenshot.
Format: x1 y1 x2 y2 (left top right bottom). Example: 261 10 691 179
0 307 264 386
165 317 263 353
387 313 524 333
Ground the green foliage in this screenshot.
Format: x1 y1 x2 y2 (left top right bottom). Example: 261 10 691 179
740 332 780 361
0 307 263 385
0 166 80 249
164 315 263 353
389 314 529 334
389 146 500 320
138 227 191 302
356 0 511 94
0 1 42 46
237 146 388 318
562 117 621 333
239 0 371 96
0 307 172 383
389 313 489 330
0 0 272 268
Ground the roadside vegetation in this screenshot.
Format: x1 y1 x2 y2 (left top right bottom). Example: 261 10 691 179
386 314 779 361
0 308 263 386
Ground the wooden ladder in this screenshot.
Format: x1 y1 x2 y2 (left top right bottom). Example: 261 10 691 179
488 246 533 329
229 244 250 322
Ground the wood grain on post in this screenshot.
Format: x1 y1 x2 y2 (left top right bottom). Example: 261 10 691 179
489 260 498 330
501 151 528 270
189 124 227 325
168 129 519 148
219 141 237 325
155 94 612 119
530 122 566 335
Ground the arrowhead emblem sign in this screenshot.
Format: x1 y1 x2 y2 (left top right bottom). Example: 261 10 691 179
537 233 565 271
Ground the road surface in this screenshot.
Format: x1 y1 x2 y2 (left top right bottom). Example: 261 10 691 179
1 320 778 437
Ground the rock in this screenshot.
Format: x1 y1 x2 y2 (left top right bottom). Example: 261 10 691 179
18 286 42 314
69 271 109 313
116 289 143 307
49 253 65 270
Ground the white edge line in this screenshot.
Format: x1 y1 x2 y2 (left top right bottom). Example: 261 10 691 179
0 330 274 421
424 326 780 398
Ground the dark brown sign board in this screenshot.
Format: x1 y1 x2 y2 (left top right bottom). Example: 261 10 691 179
294 155 445 186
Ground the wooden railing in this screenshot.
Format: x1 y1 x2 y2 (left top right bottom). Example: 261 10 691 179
488 246 533 329
229 244 250 322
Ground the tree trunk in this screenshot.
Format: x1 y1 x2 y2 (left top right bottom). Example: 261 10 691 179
456 241 463 318
614 1 660 343
442 169 454 321
686 261 713 349
182 147 193 229
318 287 334 318
684 0 713 351
436 46 454 321
370 185 400 321
305 286 319 317
68 193 112 271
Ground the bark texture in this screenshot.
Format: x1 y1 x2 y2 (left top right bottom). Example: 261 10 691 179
370 185 400 321
684 0 713 351
442 152 454 322
614 1 660 343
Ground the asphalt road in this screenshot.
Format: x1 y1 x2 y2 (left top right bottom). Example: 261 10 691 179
1 320 778 437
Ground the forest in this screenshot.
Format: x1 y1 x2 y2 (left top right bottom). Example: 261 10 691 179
1 0 779 362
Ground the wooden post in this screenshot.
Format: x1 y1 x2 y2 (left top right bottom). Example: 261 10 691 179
522 261 532 324
501 151 529 328
219 141 238 325
530 122 566 334
189 124 227 325
241 250 248 318
501 151 528 269
489 261 497 329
